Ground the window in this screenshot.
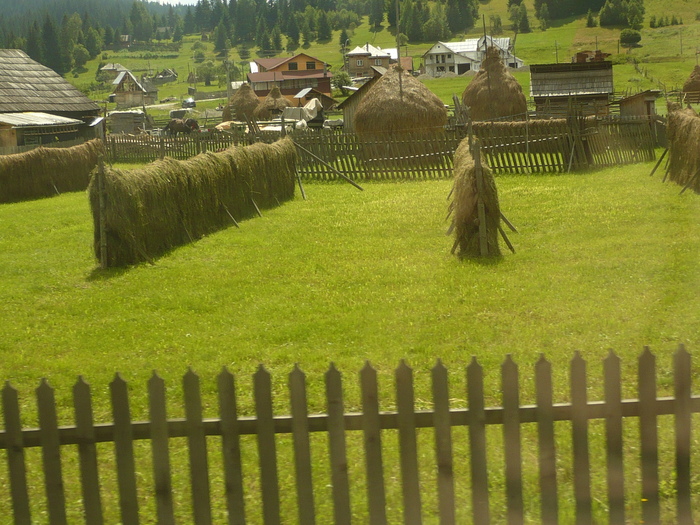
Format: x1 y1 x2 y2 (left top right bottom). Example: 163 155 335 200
356 59 363 66
449 66 454 72
306 61 316 70
447 54 452 59
374 58 382 65
288 62 298 71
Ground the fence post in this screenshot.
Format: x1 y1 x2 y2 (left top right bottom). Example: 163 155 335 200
98 156 108 269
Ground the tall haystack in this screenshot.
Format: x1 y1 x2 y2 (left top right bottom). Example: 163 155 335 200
667 106 700 193
682 65 700 104
354 66 447 136
462 47 527 121
222 83 260 122
448 139 501 258
253 85 290 120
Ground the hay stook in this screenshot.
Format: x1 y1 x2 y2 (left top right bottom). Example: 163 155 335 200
682 66 700 104
223 83 260 122
462 46 527 121
448 138 502 258
666 106 700 193
253 85 291 121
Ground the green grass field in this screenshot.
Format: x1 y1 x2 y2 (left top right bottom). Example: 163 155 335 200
0 158 698 521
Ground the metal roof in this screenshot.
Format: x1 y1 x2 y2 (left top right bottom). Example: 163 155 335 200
433 36 511 55
0 111 82 127
0 49 100 114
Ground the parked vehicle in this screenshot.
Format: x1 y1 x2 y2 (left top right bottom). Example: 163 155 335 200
182 97 196 108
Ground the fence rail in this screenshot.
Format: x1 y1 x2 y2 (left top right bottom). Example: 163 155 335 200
106 117 657 179
0 346 695 524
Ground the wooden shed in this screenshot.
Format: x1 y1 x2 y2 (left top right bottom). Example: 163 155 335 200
615 90 660 118
0 112 82 149
530 61 613 118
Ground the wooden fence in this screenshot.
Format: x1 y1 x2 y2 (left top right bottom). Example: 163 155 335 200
0 346 696 524
105 117 657 180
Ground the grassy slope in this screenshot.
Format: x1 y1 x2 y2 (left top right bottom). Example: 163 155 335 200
70 0 700 109
0 161 698 522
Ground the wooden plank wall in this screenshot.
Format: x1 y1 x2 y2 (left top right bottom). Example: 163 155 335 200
105 118 657 178
0 347 696 524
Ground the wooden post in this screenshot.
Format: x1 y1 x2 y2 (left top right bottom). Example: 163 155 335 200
473 140 488 257
98 156 108 269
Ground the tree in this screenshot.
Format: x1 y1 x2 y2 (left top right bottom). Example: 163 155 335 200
509 4 522 31
626 0 644 29
587 9 597 27
599 0 627 26
286 14 300 50
422 2 450 41
271 25 283 52
490 14 503 35
129 1 153 41
235 0 256 42
197 60 216 85
332 70 352 95
214 21 230 54
369 0 384 28
317 10 332 41
85 27 102 58
518 4 531 33
72 44 90 70
620 27 641 45
537 3 549 30
42 15 64 73
26 21 43 64
339 28 350 49
184 8 196 34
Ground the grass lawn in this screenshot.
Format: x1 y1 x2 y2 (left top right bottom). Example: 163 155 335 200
0 158 698 522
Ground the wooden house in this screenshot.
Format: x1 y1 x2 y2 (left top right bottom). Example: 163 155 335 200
336 67 385 132
422 36 523 78
247 53 333 105
0 49 102 140
112 70 157 109
100 63 127 80
346 44 391 79
530 61 613 117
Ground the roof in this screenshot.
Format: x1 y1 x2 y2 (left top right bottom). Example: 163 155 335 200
0 49 100 114
337 72 384 110
100 63 126 72
347 44 390 58
113 70 147 92
0 111 82 127
530 61 614 97
425 36 511 56
248 70 333 82
252 53 331 73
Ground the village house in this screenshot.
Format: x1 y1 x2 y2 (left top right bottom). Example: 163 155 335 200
247 53 334 106
422 35 523 77
0 49 102 147
529 60 613 117
99 63 127 80
346 44 391 78
111 70 158 109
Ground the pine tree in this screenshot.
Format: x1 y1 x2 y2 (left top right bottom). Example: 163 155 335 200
538 3 549 30
369 0 384 28
586 9 597 27
518 4 530 32
317 10 332 41
26 22 43 63
286 13 300 49
42 15 64 74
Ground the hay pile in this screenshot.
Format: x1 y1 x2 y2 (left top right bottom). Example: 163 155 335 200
462 47 527 121
88 137 297 267
0 139 103 204
253 86 290 120
448 138 501 257
666 106 700 193
223 83 260 122
682 66 700 103
354 66 447 136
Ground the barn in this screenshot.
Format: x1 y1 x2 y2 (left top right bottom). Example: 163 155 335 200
112 70 158 109
530 61 613 118
0 49 103 147
336 67 385 133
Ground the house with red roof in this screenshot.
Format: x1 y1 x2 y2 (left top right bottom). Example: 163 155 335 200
247 53 334 107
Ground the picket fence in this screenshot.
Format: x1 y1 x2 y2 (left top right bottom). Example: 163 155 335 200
0 346 696 524
105 117 657 180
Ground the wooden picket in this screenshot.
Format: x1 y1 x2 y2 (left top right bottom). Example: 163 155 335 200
105 117 657 179
1 347 696 523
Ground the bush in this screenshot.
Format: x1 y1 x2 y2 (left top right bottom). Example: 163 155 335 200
620 28 642 46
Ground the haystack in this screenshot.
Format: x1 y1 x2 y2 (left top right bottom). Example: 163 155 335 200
462 46 527 121
223 83 260 122
253 85 290 120
448 139 501 258
666 106 700 193
354 66 447 136
682 65 700 104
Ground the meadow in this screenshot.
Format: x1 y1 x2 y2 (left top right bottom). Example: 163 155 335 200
0 158 698 521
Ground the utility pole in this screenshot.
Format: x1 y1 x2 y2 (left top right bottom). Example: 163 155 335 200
680 28 683 55
555 40 559 63
396 0 402 98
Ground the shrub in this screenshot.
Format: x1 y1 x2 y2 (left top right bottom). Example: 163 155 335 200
620 28 642 46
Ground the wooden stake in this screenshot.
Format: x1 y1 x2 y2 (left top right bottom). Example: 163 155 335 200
251 198 263 217
498 224 516 254
473 141 488 257
293 141 364 191
222 203 240 228
680 169 700 194
295 168 307 200
98 155 108 269
500 212 518 233
649 148 668 177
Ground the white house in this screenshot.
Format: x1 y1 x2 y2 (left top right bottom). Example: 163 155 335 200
422 36 524 77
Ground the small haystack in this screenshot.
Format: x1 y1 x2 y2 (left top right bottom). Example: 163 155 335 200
666 106 700 193
682 65 700 104
223 83 260 122
354 66 447 136
253 85 290 120
448 139 501 258
462 46 527 121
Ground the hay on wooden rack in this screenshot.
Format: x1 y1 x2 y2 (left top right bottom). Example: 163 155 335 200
223 83 260 122
253 85 290 120
682 65 700 104
88 137 297 267
0 139 103 204
666 106 700 193
462 47 527 121
448 138 501 258
354 66 448 165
